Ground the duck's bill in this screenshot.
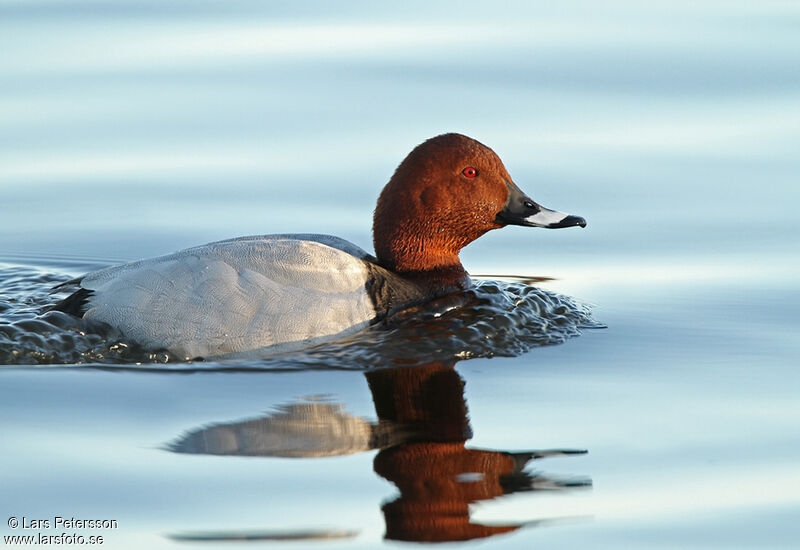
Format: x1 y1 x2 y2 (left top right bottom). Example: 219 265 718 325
495 180 587 229
520 206 587 229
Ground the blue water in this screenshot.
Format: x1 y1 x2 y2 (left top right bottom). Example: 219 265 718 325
2 1 799 548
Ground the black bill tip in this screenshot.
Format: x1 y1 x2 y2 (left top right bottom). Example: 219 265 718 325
548 215 587 229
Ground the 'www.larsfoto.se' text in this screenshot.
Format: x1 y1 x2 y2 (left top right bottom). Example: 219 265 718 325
4 533 105 545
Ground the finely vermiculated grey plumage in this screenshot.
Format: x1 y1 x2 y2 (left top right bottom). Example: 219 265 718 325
68 235 379 358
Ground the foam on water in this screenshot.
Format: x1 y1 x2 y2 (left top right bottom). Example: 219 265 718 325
0 264 601 368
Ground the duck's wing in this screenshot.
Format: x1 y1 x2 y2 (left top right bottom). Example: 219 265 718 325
76 235 379 358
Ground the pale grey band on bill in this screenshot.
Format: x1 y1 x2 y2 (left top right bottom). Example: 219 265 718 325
524 207 571 228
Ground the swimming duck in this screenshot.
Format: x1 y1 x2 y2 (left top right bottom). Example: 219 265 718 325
52 133 585 359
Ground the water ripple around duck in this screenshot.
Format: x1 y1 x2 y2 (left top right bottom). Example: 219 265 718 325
0 264 602 369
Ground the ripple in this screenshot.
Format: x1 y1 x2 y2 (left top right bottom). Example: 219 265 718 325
0 264 602 368
0 265 169 365
275 279 603 369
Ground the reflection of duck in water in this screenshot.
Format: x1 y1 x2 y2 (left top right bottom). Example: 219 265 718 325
169 362 589 543
367 363 588 542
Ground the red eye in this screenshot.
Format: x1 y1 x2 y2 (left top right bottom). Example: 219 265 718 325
462 167 478 178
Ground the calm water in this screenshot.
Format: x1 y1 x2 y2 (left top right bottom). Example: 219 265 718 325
2 1 799 548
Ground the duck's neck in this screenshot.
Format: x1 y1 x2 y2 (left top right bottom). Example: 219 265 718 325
394 263 471 297
374 237 471 296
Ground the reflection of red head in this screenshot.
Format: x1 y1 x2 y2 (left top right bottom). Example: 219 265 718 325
376 442 522 542
367 364 522 542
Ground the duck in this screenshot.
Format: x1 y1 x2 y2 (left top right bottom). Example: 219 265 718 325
51 133 586 359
